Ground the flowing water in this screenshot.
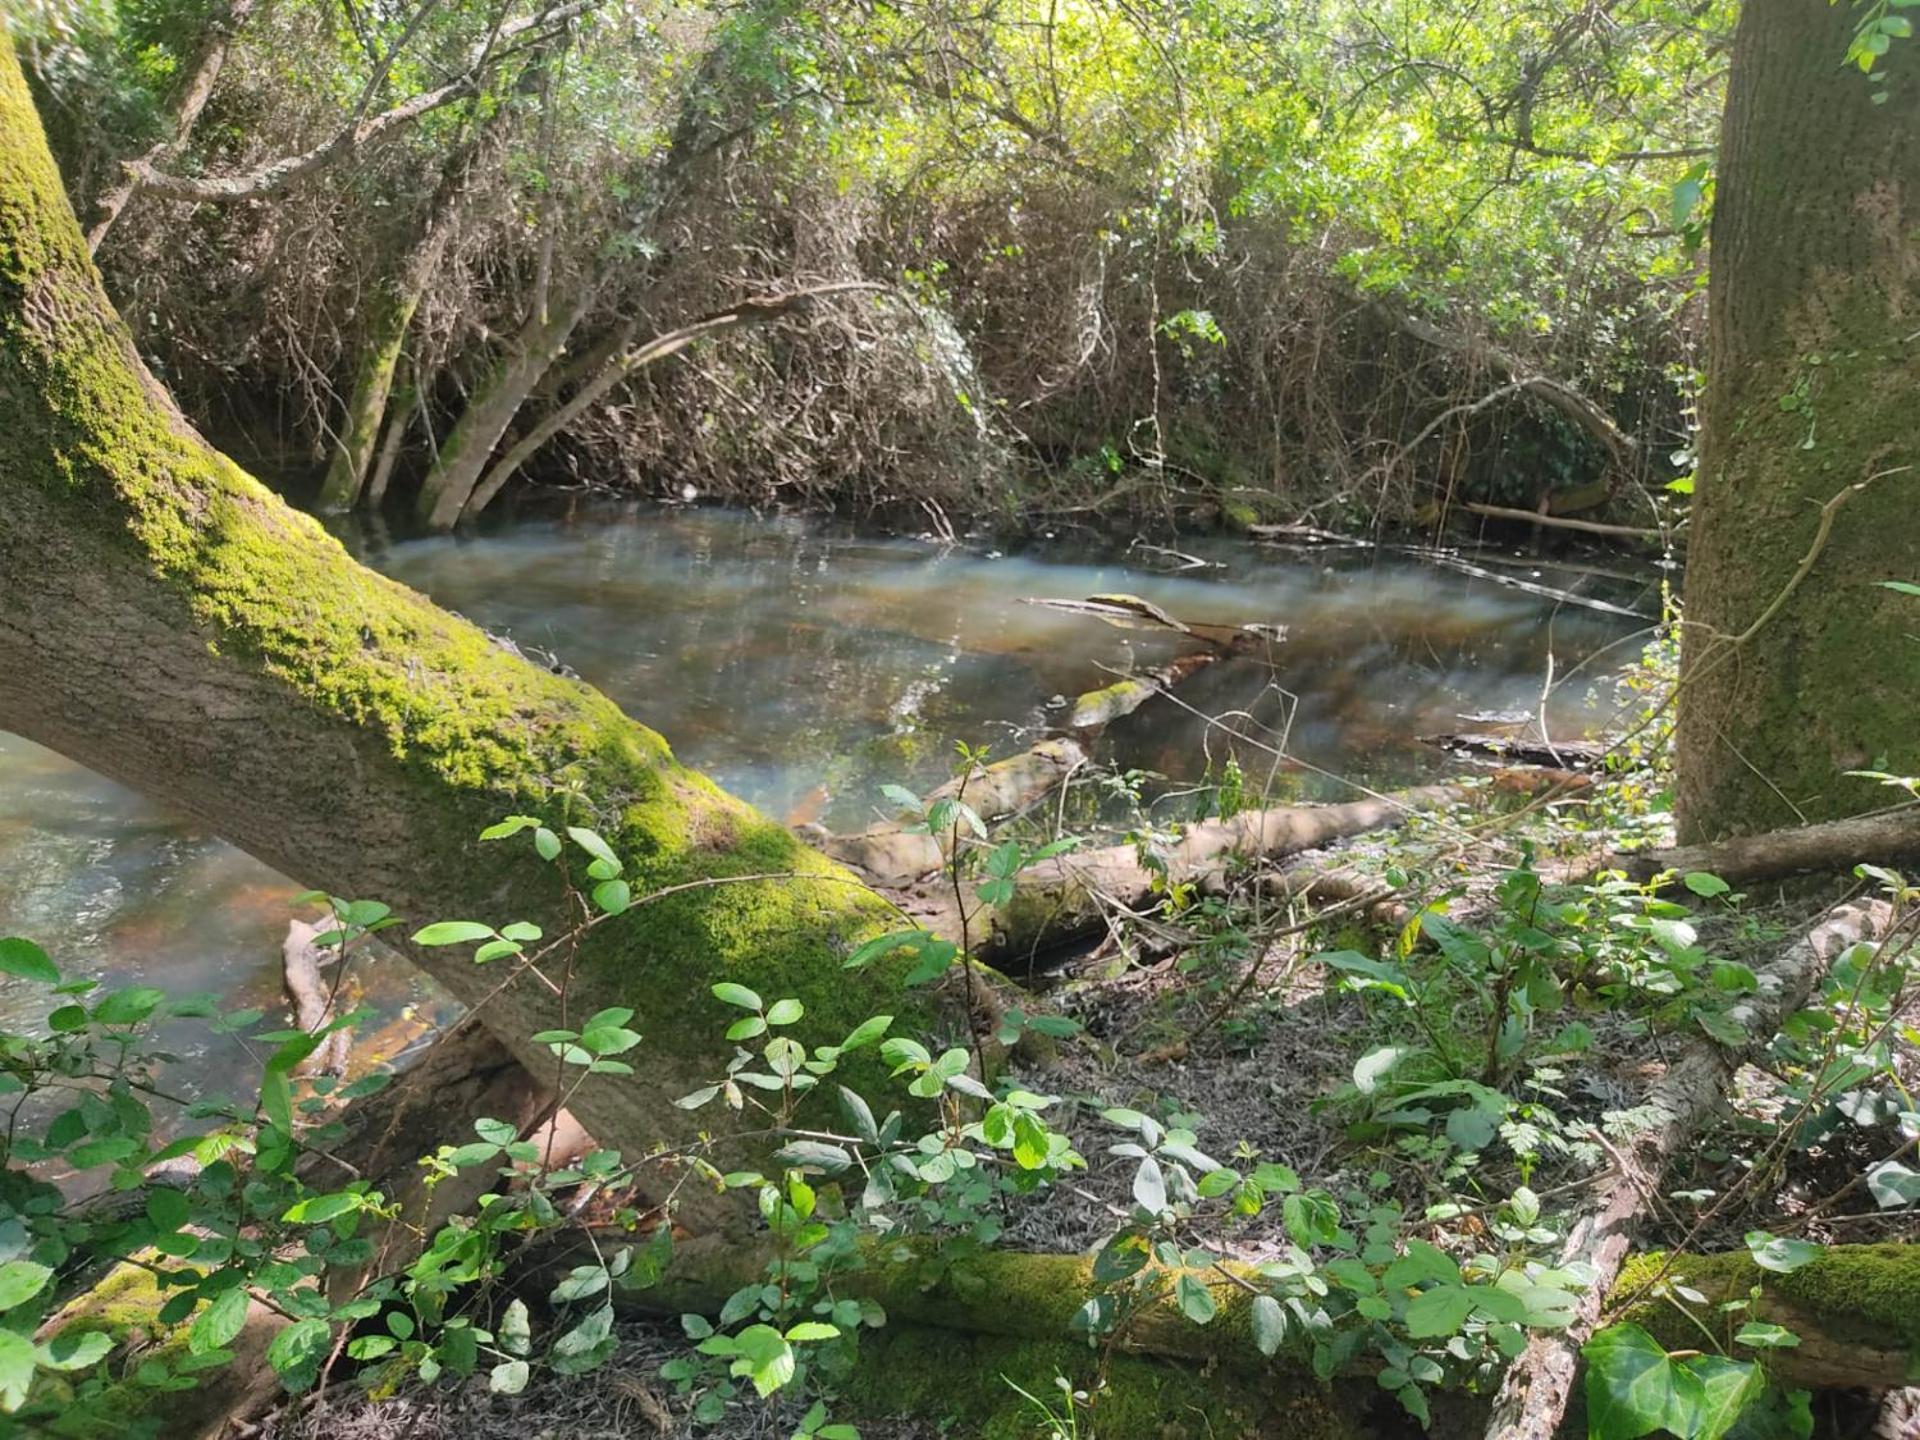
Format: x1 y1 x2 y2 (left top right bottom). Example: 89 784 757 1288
0 499 1654 1100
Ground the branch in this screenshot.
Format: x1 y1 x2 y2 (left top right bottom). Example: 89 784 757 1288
129 0 600 205
460 282 898 519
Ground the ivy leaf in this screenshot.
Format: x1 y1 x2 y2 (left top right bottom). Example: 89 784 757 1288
1745 1231 1820 1274
1684 1355 1763 1440
1867 1161 1920 1209
1732 1322 1799 1349
1583 1323 1703 1440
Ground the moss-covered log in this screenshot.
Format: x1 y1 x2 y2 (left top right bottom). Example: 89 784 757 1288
1611 1243 1920 1393
0 25 942 1232
1673 0 1920 844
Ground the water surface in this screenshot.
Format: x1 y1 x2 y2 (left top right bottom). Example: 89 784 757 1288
0 500 1647 1099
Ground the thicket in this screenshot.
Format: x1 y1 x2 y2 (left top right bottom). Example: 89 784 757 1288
13 0 1724 531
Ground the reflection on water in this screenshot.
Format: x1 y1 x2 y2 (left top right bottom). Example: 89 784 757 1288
0 499 1642 1098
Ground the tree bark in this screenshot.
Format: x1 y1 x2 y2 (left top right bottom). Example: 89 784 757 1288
1674 0 1920 844
0 30 941 1235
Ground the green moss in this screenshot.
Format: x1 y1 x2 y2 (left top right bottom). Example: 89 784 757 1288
23 1263 192 1438
842 1325 1359 1440
1612 1244 1920 1354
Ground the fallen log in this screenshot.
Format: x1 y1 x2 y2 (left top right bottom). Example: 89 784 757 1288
1606 806 1920 888
809 737 1087 886
1422 731 1612 771
1481 899 1895 1440
1609 1243 1920 1392
897 781 1476 966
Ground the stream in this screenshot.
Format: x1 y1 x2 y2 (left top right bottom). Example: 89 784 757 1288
0 499 1652 1102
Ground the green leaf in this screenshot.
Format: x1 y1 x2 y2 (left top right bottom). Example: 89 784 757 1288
1682 872 1731 898
712 982 763 1011
34 1330 111 1372
1175 1273 1217 1325
281 1192 361 1225
1353 1045 1407 1094
766 998 804 1026
265 1318 332 1387
591 879 631 916
566 827 622 872
91 986 165 1025
1249 1294 1287 1357
190 1285 250 1354
0 1331 37 1412
1583 1323 1703 1440
0 1261 52 1312
1745 1231 1820 1274
1404 1284 1476 1339
784 1322 839 1342
1684 1355 1763 1440
534 828 562 861
410 922 496 947
1133 1155 1168 1213
1733 1322 1800 1349
0 937 58 985
490 1359 530 1394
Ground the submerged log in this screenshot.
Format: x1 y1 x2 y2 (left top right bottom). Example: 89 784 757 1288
1062 650 1218 734
1422 731 1612 770
1482 899 1896 1440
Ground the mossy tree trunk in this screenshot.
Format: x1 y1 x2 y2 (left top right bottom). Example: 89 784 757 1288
413 289 591 529
315 117 497 513
0 26 936 1234
1674 0 1920 844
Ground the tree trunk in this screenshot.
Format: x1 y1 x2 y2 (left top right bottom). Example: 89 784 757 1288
0 30 940 1236
1674 0 1920 845
315 110 502 513
414 294 589 529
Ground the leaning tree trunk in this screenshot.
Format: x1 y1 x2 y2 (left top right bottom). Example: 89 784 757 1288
1674 0 1920 844
0 29 938 1235
413 291 589 529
